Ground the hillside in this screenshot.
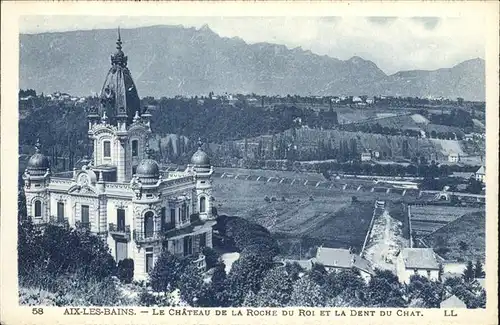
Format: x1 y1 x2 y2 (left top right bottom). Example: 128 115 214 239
425 211 485 262
20 25 485 100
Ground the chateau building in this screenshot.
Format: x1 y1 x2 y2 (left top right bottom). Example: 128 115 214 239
22 31 216 280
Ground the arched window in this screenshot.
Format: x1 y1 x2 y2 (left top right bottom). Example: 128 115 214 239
34 200 42 218
103 140 111 158
199 197 206 213
144 211 154 238
131 140 139 157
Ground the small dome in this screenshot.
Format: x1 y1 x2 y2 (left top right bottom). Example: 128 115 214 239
28 153 50 170
191 149 210 166
136 159 160 178
191 138 211 166
27 140 50 170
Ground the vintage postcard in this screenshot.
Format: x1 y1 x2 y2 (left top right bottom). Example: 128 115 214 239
1 1 498 325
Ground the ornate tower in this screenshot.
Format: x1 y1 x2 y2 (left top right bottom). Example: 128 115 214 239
22 139 51 223
87 29 151 182
190 139 214 221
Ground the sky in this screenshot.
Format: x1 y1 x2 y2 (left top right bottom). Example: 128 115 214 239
19 16 486 75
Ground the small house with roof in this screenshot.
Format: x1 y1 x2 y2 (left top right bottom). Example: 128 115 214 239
448 152 460 163
396 248 440 283
475 166 485 183
312 247 375 282
440 295 466 308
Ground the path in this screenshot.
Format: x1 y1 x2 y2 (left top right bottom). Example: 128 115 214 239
363 208 408 272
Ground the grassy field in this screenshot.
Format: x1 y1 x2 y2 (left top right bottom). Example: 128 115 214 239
424 211 485 262
410 205 483 235
213 177 376 258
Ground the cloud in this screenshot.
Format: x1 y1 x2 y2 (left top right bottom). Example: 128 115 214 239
366 17 397 25
411 17 441 30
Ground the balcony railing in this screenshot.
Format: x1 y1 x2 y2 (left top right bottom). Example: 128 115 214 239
133 230 163 243
161 223 176 232
109 223 131 241
75 221 91 230
193 254 206 271
48 216 69 228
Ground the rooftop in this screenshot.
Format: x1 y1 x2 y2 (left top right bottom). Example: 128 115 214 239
313 247 374 274
440 295 466 308
400 248 439 270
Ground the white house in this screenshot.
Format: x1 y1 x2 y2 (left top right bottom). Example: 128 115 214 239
396 248 440 284
475 166 485 183
361 152 372 162
448 152 460 163
312 247 375 283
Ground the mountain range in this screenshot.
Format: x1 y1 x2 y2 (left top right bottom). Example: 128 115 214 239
19 25 485 101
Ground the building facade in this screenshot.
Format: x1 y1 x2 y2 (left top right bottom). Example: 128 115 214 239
396 248 440 284
22 32 216 281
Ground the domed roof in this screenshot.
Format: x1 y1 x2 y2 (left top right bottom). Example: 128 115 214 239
27 140 50 170
191 139 210 166
98 28 140 125
136 159 160 178
135 142 160 178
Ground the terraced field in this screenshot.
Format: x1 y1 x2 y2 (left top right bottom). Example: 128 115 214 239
410 205 484 235
213 177 376 257
425 211 485 261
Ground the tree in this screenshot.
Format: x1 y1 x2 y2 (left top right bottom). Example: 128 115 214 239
438 263 444 282
474 260 485 278
202 247 219 269
407 275 444 308
208 262 230 307
179 262 205 306
225 253 273 306
117 258 134 284
288 275 325 307
366 269 406 307
245 267 294 307
150 251 189 293
462 261 475 283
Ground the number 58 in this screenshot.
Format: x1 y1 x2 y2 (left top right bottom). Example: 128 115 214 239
32 308 44 315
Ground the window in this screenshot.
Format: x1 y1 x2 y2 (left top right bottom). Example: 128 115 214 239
116 239 128 262
117 208 125 231
199 196 206 213
145 247 154 273
131 140 139 157
57 202 64 221
199 233 207 249
34 200 42 218
132 165 137 175
103 140 111 158
81 205 90 226
144 211 154 238
183 236 193 256
181 203 188 223
160 207 166 231
170 208 176 225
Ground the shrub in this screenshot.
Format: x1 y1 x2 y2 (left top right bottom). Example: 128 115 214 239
150 251 190 293
202 247 219 269
117 259 134 284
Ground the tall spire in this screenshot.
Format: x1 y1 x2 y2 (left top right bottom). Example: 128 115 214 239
110 27 127 67
197 137 203 149
116 27 122 51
